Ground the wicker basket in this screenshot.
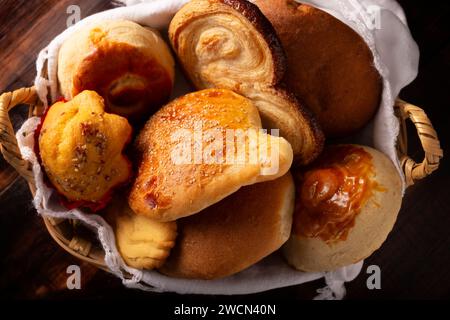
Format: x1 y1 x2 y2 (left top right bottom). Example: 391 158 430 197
0 86 443 272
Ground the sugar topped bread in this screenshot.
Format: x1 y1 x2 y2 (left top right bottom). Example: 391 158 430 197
128 88 293 221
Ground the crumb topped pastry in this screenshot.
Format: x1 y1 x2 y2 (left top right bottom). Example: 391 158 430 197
38 90 132 209
254 0 382 137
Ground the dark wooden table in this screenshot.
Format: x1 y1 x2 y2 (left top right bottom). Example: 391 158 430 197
0 0 449 300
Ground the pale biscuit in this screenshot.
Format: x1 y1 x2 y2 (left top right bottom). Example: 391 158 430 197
105 198 177 270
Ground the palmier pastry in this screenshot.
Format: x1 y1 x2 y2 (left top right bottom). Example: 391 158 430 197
159 172 294 280
58 20 174 121
169 0 323 164
283 145 402 272
105 198 177 270
128 88 293 222
254 0 382 137
38 90 132 210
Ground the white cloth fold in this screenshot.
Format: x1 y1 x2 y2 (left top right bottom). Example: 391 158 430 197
24 0 419 299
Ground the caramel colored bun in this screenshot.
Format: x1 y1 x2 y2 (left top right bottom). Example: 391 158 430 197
283 145 402 272
38 90 132 207
169 0 324 164
104 198 177 270
159 173 295 279
58 20 175 121
128 88 293 222
254 0 382 137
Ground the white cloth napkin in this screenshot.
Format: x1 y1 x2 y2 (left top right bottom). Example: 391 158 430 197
22 0 419 299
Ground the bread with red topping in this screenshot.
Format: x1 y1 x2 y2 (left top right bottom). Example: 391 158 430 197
38 90 132 209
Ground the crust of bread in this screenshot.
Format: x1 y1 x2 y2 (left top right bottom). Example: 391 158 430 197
283 146 402 272
159 172 295 279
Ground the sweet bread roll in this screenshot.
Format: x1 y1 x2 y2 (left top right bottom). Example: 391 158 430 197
129 88 293 222
283 145 402 272
105 198 177 270
159 173 295 279
38 90 132 210
169 0 323 164
58 20 174 121
254 0 382 137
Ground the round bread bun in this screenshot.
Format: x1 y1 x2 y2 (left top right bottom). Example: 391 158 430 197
283 145 402 272
254 0 382 137
159 172 295 280
58 20 174 122
38 90 132 210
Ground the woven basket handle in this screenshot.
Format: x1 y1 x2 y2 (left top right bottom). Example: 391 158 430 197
395 99 443 187
0 86 41 186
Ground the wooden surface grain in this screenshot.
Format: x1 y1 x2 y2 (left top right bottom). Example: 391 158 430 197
0 0 449 300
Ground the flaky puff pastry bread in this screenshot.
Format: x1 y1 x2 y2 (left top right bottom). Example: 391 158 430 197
38 90 132 209
104 198 177 270
128 88 293 222
283 145 402 272
58 20 174 121
169 0 323 165
159 172 295 280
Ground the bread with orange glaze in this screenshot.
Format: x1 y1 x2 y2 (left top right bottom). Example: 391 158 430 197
283 145 402 272
58 20 175 122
